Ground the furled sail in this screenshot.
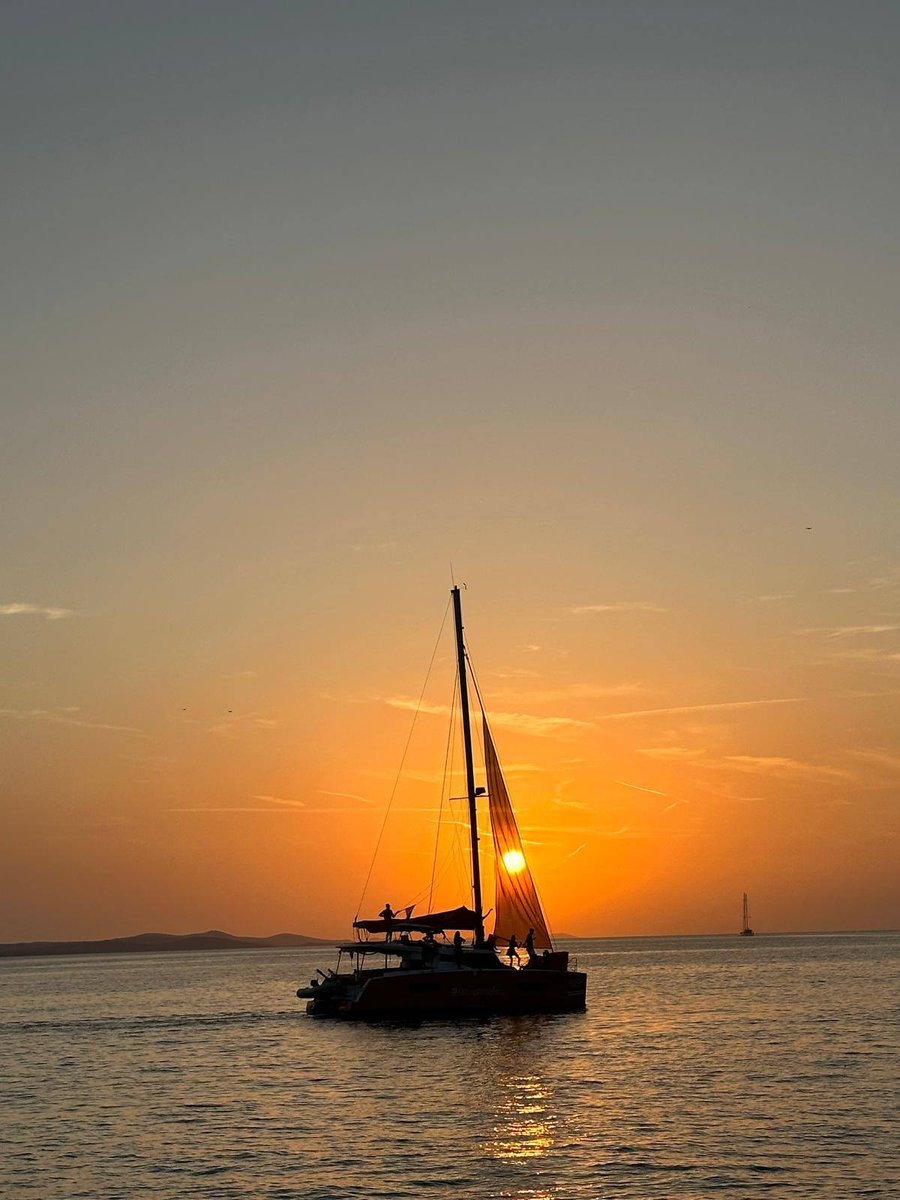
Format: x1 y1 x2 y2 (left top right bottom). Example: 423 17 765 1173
483 716 553 951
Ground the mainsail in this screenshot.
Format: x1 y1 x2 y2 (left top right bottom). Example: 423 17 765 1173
483 716 553 950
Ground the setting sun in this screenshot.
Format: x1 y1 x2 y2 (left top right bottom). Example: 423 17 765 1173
502 850 527 875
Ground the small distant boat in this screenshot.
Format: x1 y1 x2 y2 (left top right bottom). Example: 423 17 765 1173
739 892 755 937
296 586 588 1019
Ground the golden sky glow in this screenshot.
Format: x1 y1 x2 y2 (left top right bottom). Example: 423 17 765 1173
1 4 899 940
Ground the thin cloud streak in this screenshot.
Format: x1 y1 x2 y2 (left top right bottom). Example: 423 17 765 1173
615 780 667 796
164 806 382 815
0 602 75 620
798 625 900 638
600 697 804 721
250 795 307 808
566 602 667 615
317 789 372 804
723 755 853 783
0 707 148 737
846 748 900 773
637 746 705 759
490 681 645 704
383 697 592 736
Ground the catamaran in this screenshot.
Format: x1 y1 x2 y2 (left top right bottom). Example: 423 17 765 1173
296 586 588 1019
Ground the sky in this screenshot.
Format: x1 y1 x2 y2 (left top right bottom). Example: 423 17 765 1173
2 1 899 941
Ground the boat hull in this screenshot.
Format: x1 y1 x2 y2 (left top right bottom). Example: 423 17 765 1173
305 966 587 1020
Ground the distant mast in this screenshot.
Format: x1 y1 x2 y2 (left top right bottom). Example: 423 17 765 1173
740 892 755 937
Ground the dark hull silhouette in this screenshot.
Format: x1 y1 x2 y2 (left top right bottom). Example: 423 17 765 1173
305 963 587 1019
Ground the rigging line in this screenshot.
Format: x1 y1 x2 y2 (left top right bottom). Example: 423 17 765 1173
428 666 458 911
384 663 464 914
354 595 452 921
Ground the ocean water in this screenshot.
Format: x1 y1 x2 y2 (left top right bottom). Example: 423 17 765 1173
1 933 898 1199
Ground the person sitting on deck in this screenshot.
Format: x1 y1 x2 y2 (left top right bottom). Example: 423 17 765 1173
524 928 537 964
507 934 520 965
379 902 396 940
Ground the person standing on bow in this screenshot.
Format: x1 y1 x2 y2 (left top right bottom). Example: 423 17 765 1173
379 902 396 940
507 934 521 965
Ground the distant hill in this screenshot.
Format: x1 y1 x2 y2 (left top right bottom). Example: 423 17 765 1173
0 930 335 958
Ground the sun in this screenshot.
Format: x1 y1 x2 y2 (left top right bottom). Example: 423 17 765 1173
502 849 527 874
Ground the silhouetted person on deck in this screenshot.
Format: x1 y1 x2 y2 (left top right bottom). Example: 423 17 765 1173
525 928 537 963
379 902 396 940
453 929 464 966
507 934 520 965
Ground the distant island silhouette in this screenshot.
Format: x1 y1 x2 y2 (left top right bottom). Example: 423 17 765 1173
0 930 334 958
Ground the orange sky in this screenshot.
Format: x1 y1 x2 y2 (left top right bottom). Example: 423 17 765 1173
2 4 899 940
3 571 899 941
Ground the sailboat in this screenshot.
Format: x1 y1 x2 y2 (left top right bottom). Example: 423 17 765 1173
296 586 588 1019
739 892 755 937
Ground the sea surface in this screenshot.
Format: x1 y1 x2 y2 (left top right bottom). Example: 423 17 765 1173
1 933 898 1199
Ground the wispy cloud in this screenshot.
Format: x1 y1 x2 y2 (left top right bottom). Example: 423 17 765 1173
0 707 147 736
165 804 379 816
316 789 372 804
615 780 667 796
825 647 900 664
492 681 645 705
250 795 307 808
748 592 795 604
601 697 804 721
488 710 594 737
551 795 589 810
548 777 588 810
523 822 695 840
349 540 397 553
0 602 75 620
636 746 705 760
383 697 592 737
845 748 900 774
167 806 306 814
798 625 900 638
566 602 667 615
867 566 900 591
566 843 587 858
723 755 853 783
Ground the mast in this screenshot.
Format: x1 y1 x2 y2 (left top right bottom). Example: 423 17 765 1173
742 892 749 931
452 586 485 945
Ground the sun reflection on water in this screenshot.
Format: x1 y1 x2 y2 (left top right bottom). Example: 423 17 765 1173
486 1073 555 1161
